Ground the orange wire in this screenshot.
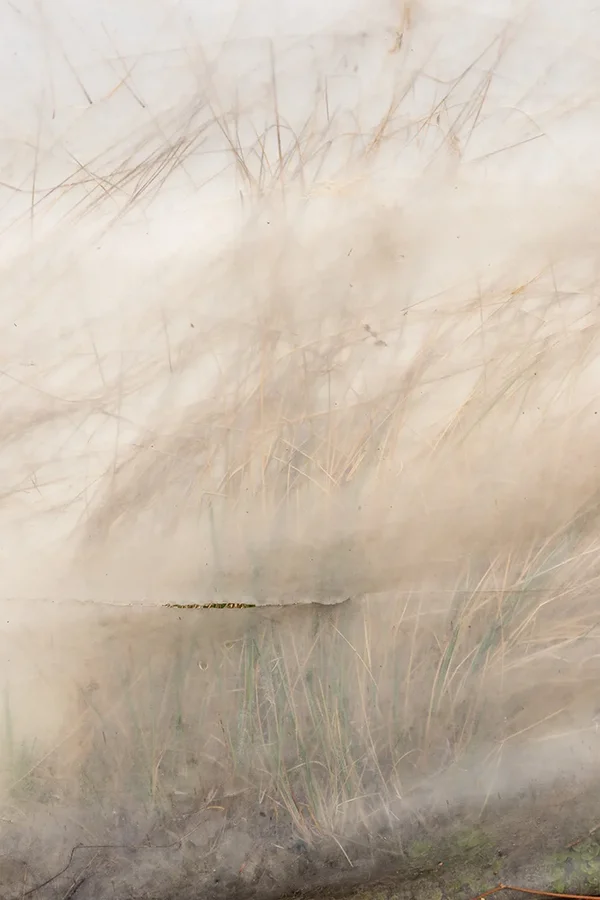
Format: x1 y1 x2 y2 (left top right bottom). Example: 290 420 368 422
473 883 599 900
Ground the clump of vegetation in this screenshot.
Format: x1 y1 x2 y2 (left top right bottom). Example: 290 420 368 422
0 2 599 898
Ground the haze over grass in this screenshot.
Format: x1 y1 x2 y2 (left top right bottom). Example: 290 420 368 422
0 2 600 896
0 0 598 609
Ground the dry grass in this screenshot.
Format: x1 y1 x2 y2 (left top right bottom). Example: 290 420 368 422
70 197 600 610
4 556 600 851
0 5 599 891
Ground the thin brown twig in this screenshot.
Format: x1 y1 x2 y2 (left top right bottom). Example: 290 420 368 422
472 883 600 900
568 823 600 849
